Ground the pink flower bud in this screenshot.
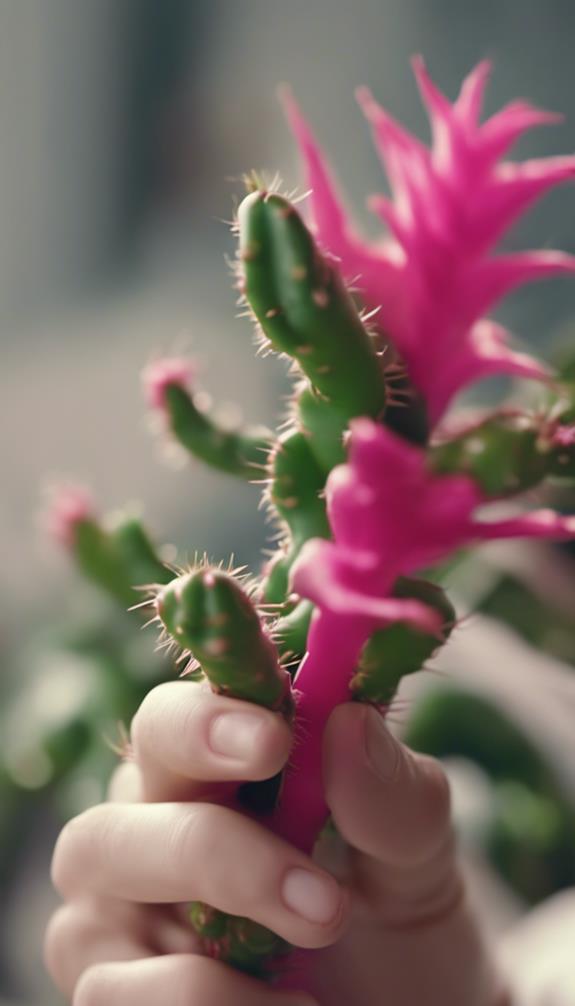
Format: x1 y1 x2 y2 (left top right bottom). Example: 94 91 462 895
142 357 195 412
43 485 94 549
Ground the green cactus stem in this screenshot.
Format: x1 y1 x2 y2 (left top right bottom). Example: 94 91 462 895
155 566 293 715
109 514 174 591
262 428 330 604
155 564 294 977
274 599 315 662
77 513 172 608
350 578 456 704
72 518 141 608
163 383 273 481
430 409 575 495
189 903 290 979
238 189 388 469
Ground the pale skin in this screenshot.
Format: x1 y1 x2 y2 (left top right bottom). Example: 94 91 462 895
45 680 509 1006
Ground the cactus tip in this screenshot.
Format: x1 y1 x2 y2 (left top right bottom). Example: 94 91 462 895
142 356 196 412
42 484 94 549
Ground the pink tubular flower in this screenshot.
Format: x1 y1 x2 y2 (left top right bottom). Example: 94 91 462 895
282 60 575 423
272 419 575 852
43 485 94 549
142 356 195 413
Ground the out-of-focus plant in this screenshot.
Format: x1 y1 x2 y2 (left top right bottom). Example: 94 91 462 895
19 59 575 981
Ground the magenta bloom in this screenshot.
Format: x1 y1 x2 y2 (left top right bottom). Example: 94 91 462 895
142 356 195 413
272 419 575 852
283 60 575 423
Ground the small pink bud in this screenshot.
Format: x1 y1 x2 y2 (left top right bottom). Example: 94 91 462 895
552 424 575 448
142 356 195 412
43 485 94 549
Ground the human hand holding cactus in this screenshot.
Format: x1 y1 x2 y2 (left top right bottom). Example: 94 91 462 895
45 59 575 997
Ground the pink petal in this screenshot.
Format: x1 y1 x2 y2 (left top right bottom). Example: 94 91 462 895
469 156 575 253
291 539 441 634
283 87 404 318
463 251 575 325
455 60 492 124
411 55 452 125
428 321 552 421
473 509 575 541
280 86 351 253
480 101 563 163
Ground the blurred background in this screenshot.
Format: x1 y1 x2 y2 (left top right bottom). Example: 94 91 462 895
2 1 575 1003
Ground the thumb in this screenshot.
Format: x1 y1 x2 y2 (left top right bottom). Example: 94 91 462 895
323 702 453 871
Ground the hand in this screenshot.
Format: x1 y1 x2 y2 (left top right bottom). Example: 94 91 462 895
45 680 507 1005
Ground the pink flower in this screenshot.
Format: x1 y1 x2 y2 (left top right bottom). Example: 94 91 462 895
282 60 575 423
43 485 94 549
294 418 575 605
142 356 195 412
272 420 575 854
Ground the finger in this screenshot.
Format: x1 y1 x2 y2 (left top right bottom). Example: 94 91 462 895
130 681 293 800
323 704 459 921
107 761 143 803
44 902 153 998
52 802 348 949
74 955 316 1006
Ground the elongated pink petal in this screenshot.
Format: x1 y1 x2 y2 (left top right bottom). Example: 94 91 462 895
287 66 575 422
469 156 575 253
283 87 404 318
455 60 492 124
291 539 440 634
473 509 575 541
428 321 552 422
280 86 351 252
480 101 563 162
411 55 452 126
462 251 575 327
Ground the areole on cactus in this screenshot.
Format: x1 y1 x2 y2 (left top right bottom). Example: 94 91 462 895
45 60 575 985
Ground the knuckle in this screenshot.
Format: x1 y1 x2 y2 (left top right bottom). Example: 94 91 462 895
51 805 111 896
130 684 166 759
73 963 112 1006
167 802 222 870
43 905 75 985
50 814 84 893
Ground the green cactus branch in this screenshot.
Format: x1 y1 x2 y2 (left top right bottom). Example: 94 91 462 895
238 189 388 469
70 512 171 608
430 407 575 495
154 564 294 976
163 383 273 481
262 428 330 604
351 578 456 704
155 565 293 716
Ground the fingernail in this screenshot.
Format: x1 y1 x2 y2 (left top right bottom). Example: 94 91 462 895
282 868 342 925
208 712 264 761
364 707 400 780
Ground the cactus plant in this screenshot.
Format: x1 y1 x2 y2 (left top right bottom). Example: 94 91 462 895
41 60 575 987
